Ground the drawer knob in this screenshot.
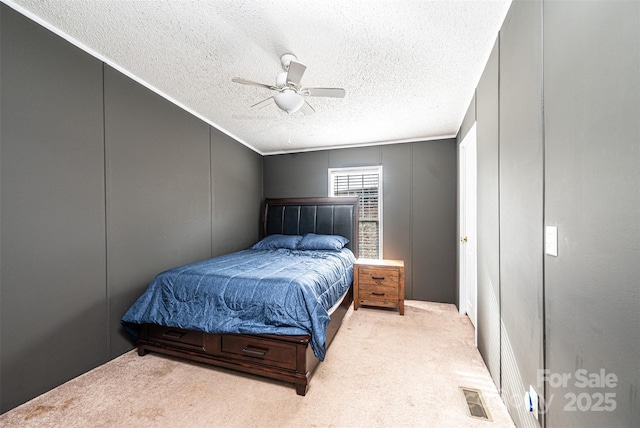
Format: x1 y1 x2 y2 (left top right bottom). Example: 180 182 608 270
372 292 385 296
371 276 385 280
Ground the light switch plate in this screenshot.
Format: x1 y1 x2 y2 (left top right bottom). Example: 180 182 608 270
545 226 558 256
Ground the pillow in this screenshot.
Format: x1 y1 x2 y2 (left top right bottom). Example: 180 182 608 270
297 233 349 251
251 234 302 250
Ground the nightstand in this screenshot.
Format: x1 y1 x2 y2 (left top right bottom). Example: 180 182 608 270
353 258 405 315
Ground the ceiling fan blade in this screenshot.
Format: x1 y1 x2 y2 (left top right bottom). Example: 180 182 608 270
299 100 316 115
232 77 278 91
302 87 346 98
286 61 307 87
251 96 275 109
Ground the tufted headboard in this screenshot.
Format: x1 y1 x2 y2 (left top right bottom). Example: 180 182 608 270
261 197 359 256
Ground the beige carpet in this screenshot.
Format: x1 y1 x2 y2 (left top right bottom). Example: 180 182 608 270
0 301 514 427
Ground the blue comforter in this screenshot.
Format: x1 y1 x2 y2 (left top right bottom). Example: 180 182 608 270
121 248 355 360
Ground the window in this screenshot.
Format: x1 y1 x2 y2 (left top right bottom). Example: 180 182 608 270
329 166 382 259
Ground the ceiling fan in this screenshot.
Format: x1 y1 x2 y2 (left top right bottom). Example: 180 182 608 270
232 53 345 115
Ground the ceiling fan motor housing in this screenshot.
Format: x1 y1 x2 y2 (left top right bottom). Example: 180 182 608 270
280 53 298 70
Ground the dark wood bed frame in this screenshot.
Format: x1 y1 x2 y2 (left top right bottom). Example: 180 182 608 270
135 197 359 396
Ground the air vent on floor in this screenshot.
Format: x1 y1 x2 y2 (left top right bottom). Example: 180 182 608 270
460 387 492 421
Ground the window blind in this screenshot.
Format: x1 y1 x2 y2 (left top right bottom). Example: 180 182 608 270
332 171 380 259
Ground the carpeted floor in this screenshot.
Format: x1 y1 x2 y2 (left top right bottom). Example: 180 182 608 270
0 301 514 427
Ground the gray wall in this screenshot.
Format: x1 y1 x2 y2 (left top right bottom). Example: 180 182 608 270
466 1 640 426
104 65 213 356
499 2 545 425
543 1 639 427
0 5 263 412
263 140 458 303
0 5 108 411
475 37 501 390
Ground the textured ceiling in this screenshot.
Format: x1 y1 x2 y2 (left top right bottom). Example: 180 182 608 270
5 0 511 155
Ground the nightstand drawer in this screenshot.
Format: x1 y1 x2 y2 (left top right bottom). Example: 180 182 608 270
358 267 399 287
358 282 399 308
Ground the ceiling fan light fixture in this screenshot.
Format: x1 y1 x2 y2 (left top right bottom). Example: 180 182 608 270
274 89 304 114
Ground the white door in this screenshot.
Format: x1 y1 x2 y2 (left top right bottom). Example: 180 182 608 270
459 124 478 334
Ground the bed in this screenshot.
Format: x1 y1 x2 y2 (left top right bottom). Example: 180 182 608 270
121 197 359 395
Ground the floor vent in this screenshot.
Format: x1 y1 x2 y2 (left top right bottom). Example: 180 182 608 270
460 387 492 421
